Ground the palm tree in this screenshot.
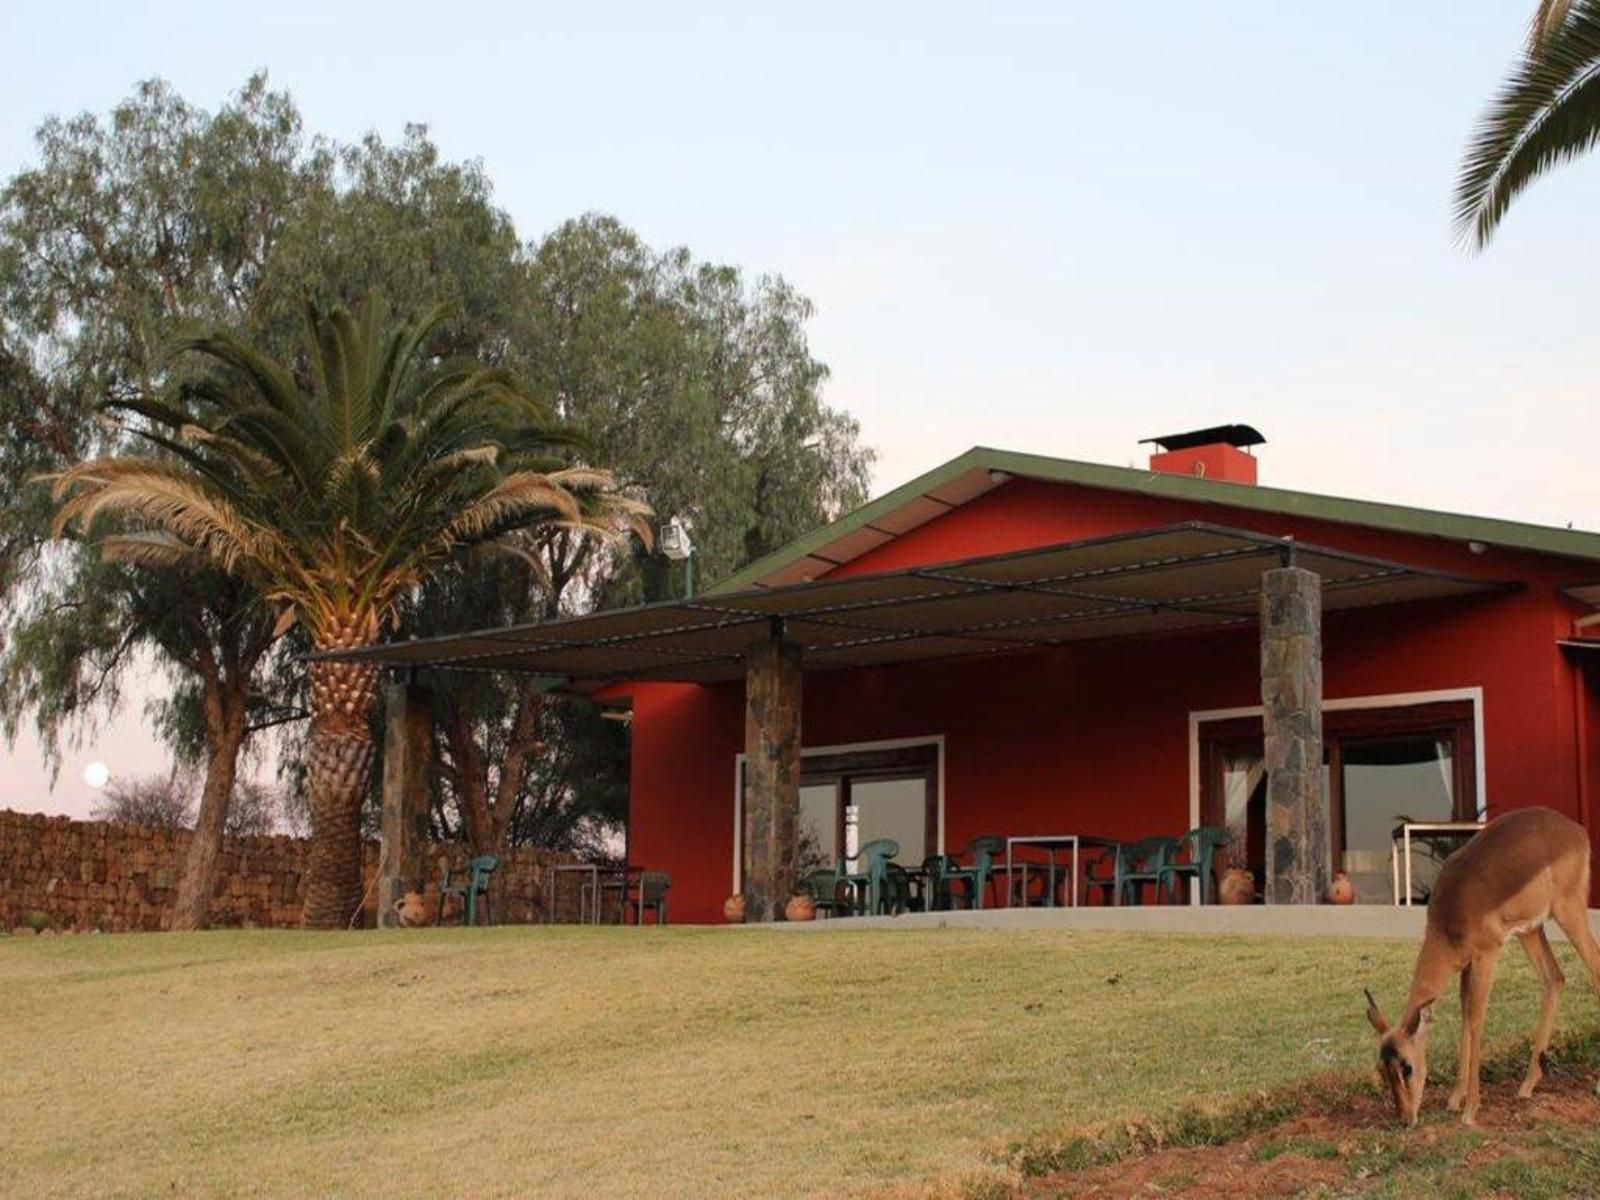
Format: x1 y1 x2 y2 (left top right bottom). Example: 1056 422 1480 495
1456 1 1600 248
50 296 647 927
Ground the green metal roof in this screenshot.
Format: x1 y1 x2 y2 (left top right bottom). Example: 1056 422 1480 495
711 446 1600 595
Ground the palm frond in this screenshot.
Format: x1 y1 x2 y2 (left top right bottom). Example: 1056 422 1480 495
548 466 620 493
58 291 637 646
1534 0 1575 48
1457 1 1600 248
97 531 199 568
49 459 277 577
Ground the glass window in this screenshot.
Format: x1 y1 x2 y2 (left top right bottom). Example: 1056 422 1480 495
852 777 928 864
798 784 839 876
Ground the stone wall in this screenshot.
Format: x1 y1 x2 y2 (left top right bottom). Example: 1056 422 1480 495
0 809 588 932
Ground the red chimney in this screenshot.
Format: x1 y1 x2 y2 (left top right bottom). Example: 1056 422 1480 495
1141 424 1264 485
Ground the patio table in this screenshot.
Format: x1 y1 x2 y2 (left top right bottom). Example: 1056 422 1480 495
894 864 930 912
1003 835 1123 909
1390 821 1483 906
547 863 598 924
548 863 635 924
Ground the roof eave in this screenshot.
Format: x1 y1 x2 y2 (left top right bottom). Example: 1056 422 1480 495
709 446 1600 594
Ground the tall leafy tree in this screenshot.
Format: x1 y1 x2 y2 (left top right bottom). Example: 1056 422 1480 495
0 78 321 927
50 296 643 927
0 76 533 927
417 217 873 867
1456 1 1600 247
4 75 873 921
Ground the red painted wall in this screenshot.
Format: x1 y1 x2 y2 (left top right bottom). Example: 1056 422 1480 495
627 479 1600 921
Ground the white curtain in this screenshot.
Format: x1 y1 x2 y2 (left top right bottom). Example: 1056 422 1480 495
1433 738 1455 811
1223 753 1265 861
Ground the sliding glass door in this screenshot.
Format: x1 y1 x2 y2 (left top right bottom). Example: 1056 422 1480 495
744 743 939 881
1201 701 1475 903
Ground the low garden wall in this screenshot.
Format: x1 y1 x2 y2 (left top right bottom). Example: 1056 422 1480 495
0 809 586 932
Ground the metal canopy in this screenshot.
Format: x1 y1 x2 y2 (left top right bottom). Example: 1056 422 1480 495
320 522 1507 687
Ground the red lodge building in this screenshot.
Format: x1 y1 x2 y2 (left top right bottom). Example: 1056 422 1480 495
353 428 1600 922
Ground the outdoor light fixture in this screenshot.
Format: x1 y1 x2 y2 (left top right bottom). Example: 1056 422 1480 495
661 516 696 597
661 517 693 561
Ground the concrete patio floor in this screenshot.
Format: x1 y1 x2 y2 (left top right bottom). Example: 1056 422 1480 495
761 904 1600 941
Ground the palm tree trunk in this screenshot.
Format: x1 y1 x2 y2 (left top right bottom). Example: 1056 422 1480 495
169 711 246 931
302 617 382 929
303 723 376 927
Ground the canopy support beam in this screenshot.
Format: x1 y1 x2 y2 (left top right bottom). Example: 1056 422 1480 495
1261 564 1328 905
743 620 803 922
377 679 434 927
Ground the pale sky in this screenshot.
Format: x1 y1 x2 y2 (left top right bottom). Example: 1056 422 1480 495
3 2 1599 816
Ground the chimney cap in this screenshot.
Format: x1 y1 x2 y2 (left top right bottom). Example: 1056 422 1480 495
1139 424 1265 453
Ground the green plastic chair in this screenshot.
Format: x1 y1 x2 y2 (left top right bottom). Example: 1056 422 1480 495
1082 842 1125 906
943 836 1005 909
803 868 844 918
919 854 957 911
438 854 498 926
1117 838 1178 906
625 870 671 925
884 863 918 914
1156 827 1231 904
842 839 900 915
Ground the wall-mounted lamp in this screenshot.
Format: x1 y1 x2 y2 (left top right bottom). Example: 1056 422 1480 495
662 516 696 597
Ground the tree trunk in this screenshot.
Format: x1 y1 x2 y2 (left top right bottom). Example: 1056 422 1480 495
303 724 377 927
169 714 246 931
302 616 381 930
439 686 544 924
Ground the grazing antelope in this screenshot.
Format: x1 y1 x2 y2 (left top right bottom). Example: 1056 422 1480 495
1365 806 1600 1126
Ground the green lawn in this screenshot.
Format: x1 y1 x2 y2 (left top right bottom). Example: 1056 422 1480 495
0 924 1586 1198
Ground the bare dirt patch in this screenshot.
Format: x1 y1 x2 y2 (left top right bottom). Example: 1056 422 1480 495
1016 1068 1600 1198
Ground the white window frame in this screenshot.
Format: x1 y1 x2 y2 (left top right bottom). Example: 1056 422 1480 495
732 734 945 893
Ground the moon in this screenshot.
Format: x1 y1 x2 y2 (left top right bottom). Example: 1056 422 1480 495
83 761 110 790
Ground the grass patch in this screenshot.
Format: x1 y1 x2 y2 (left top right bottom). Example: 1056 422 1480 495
1000 1075 1358 1178
1 925 1591 1197
1252 1135 1341 1162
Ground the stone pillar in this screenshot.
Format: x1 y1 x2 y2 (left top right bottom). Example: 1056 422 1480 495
743 624 803 922
377 680 433 928
1261 564 1327 905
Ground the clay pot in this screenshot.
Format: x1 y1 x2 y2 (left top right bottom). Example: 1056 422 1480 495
784 894 816 922
1327 871 1356 906
394 890 433 927
1219 867 1255 905
723 894 747 923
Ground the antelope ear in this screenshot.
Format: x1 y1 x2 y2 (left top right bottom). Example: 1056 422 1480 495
1404 1002 1434 1040
1364 987 1389 1034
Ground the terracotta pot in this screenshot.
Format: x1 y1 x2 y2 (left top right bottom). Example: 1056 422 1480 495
1327 871 1356 905
394 890 433 927
1219 867 1255 906
784 894 816 922
723 894 747 923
